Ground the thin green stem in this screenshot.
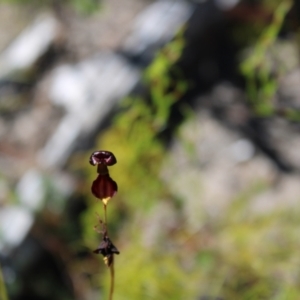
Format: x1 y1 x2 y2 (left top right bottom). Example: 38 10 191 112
104 204 108 229
109 257 115 300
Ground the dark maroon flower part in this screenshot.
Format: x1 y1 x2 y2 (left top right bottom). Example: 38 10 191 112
89 151 117 166
93 236 120 255
93 235 120 267
91 174 118 200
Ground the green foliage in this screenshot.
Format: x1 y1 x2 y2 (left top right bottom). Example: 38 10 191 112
0 264 9 300
144 28 187 130
240 0 292 117
284 109 300 122
215 204 300 299
79 10 300 300
102 244 198 300
1 0 101 14
70 0 101 15
2 0 299 298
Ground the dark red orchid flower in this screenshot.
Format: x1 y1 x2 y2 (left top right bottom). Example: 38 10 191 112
91 174 118 202
89 151 117 166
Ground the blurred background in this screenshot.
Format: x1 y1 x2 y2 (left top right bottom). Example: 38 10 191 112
0 0 300 299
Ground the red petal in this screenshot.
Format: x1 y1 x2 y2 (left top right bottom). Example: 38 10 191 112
91 174 118 200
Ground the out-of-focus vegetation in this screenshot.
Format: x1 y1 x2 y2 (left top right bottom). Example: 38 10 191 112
2 0 300 299
0 266 9 300
241 0 293 117
0 0 101 14
78 3 300 299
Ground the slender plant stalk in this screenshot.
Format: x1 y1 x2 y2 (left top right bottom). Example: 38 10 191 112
103 203 115 300
104 204 108 227
89 152 118 300
109 257 115 300
0 265 8 300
